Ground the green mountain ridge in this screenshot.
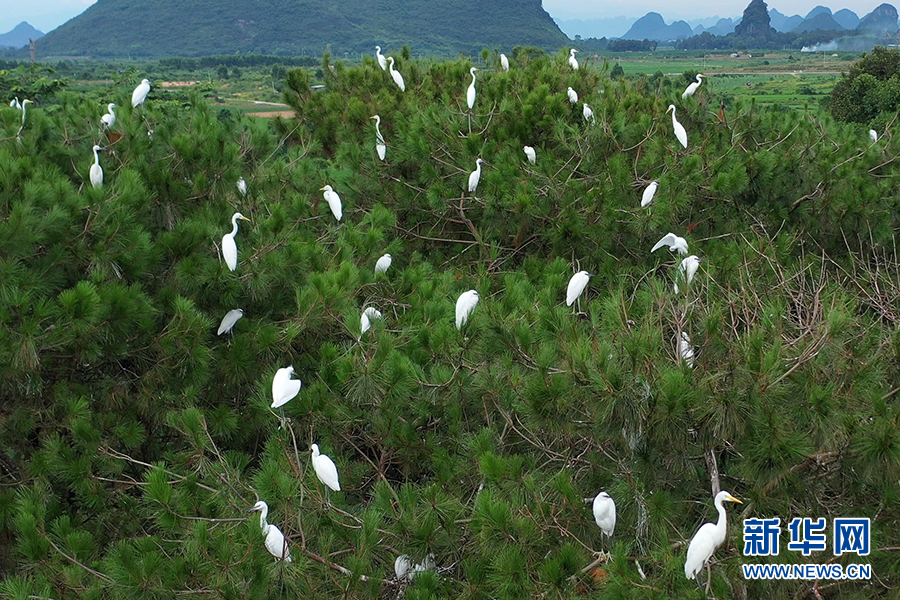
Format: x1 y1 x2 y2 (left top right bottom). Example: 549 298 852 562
36 0 569 58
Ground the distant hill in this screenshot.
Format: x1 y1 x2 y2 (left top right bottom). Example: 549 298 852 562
793 12 844 33
621 12 692 41
804 6 833 20
0 21 43 48
35 0 568 57
856 3 900 31
555 16 635 40
767 8 804 32
704 17 736 36
833 8 860 29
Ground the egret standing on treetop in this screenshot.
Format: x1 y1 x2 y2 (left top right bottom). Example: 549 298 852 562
387 57 405 91
455 290 479 330
132 79 151 107
237 177 247 197
641 181 659 207
500 53 509 72
592 491 616 539
675 255 701 293
320 185 343 221
360 306 382 340
9 97 21 109
684 491 742 585
568 48 579 70
100 103 117 129
374 253 392 275
567 86 578 104
247 501 292 562
583 103 595 124
523 145 536 164
466 67 478 110
375 46 387 71
222 212 250 272
566 270 591 313
370 115 386 160
217 309 244 336
467 158 485 194
682 74 704 99
666 105 688 149
651 232 688 255
869 129 878 143
311 444 341 492
89 145 105 189
680 331 695 367
271 366 301 409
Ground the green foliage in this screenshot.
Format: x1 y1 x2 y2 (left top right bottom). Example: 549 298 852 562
3 54 900 600
830 46 900 127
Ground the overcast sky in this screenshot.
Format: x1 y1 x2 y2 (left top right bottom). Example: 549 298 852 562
0 0 890 37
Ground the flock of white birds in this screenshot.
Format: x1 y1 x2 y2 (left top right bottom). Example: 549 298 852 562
6 48 749 588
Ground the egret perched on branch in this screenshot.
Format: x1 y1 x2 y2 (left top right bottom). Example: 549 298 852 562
455 290 479 330
666 104 688 149
523 145 536 164
567 87 578 104
394 554 412 581
682 74 704 99
466 67 478 110
675 255 701 293
583 103 595 124
89 145 105 189
370 115 386 160
467 158 485 193
641 181 659 207
651 232 688 255
375 46 387 71
237 177 248 197
374 253 392 275
869 129 878 143
387 57 405 91
680 332 695 367
272 366 301 409
217 309 244 335
9 97 21 109
247 501 291 562
592 491 616 539
221 212 250 271
566 270 591 313
684 491 742 584
360 306 382 340
100 103 117 129
132 79 151 107
320 185 343 221
311 444 341 492
500 53 510 72
568 48 579 70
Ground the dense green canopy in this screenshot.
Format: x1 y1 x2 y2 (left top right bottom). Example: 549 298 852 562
2 50 900 599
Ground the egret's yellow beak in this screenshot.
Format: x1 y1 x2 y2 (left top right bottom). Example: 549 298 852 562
319 186 327 191
727 494 742 504
240 216 251 222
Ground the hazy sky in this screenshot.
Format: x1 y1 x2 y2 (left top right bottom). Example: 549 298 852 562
0 0 890 37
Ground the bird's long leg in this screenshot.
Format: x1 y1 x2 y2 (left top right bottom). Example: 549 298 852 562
704 562 712 595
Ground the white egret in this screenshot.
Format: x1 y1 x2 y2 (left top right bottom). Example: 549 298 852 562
467 158 485 194
566 270 591 312
271 366 301 409
89 145 105 189
311 444 341 492
394 554 412 581
100 103 117 129
568 48 579 70
374 253 392 275
360 306 382 340
869 129 878 143
466 67 478 110
18 99 32 125
583 103 595 124
320 185 343 221
221 212 250 272
370 115 386 160
455 290 479 330
131 79 151 107
567 86 578 104
592 491 616 539
9 97 21 109
523 145 536 164
680 332 695 367
684 491 742 582
387 57 405 91
500 53 510 72
651 232 688 255
217 308 244 335
413 554 436 576
237 177 248 197
641 181 659 207
375 45 387 71
247 500 292 562
675 255 701 293
666 104 688 149
682 74 704 99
